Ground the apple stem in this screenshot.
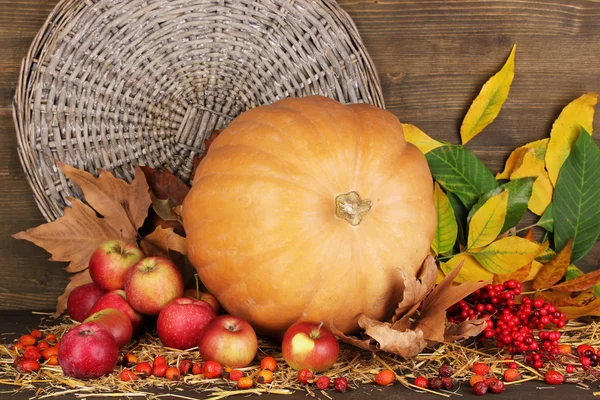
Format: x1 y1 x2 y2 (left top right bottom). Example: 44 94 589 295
195 274 200 299
317 321 323 331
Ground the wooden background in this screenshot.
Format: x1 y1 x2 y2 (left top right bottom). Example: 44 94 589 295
1 0 599 311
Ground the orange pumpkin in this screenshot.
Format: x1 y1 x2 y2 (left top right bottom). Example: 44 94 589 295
182 96 436 335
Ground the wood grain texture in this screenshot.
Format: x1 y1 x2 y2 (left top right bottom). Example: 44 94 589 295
0 0 599 311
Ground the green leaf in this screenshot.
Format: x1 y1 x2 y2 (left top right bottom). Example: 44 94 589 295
447 191 468 246
426 146 499 209
468 178 534 233
472 236 543 275
565 265 584 281
431 183 458 255
536 246 556 264
553 128 600 263
537 203 554 232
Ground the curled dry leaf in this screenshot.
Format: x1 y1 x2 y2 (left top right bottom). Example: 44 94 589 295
140 226 187 257
532 239 572 289
444 318 487 342
13 163 152 316
392 256 437 326
359 315 427 359
551 269 600 293
140 166 190 205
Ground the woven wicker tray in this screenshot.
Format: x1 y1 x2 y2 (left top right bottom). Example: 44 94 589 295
13 0 384 222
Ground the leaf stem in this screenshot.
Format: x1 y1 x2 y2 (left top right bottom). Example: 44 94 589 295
515 224 537 234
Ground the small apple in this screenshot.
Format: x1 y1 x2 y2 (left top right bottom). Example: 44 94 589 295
58 322 119 379
84 308 133 348
281 322 340 372
198 315 258 368
66 283 106 322
157 298 217 350
89 290 143 330
88 240 144 291
124 257 184 315
183 289 220 312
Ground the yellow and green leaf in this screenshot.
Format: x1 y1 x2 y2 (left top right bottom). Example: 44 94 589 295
431 183 458 255
471 236 545 275
403 124 443 155
528 172 553 216
467 191 509 249
441 254 493 284
460 44 516 144
496 138 548 180
545 92 598 186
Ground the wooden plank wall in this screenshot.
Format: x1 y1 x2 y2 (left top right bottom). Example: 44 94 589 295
0 0 599 310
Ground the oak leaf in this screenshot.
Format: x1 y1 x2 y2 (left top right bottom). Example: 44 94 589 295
359 315 427 359
533 239 572 289
13 164 152 316
444 319 488 342
392 256 437 327
140 166 190 205
140 226 187 257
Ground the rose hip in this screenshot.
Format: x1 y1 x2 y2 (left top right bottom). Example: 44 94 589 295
297 368 314 384
374 369 395 386
260 356 277 372
135 362 152 378
316 376 330 390
333 377 348 393
257 369 274 384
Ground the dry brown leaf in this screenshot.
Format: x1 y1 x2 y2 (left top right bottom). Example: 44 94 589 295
444 318 487 342
493 262 532 285
140 226 187 257
391 256 437 325
13 164 152 316
551 268 600 292
328 322 379 352
416 261 488 343
140 166 190 205
559 297 600 320
534 290 577 307
573 289 596 306
533 239 573 289
358 315 426 359
524 226 535 242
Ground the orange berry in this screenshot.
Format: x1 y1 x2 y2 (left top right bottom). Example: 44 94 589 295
120 369 137 381
202 360 223 379
257 369 274 384
20 334 36 346
30 330 43 339
374 369 395 386
297 368 314 384
23 346 41 361
237 376 254 389
13 342 24 352
260 356 277 372
470 374 486 387
37 341 50 351
228 369 244 381
472 362 489 376
18 359 40 373
166 367 180 381
123 353 138 367
41 346 59 361
45 356 59 366
503 369 521 382
557 344 572 355
135 362 152 378
44 334 57 343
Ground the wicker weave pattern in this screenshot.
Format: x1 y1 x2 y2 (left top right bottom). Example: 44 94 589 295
14 0 384 222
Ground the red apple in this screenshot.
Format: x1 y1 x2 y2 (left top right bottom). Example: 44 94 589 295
198 315 258 368
183 289 220 312
89 290 143 330
66 283 106 322
84 308 133 348
124 257 184 315
88 240 144 291
281 322 340 372
157 298 217 350
58 322 119 379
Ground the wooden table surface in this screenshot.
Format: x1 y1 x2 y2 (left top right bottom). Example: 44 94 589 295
1 0 599 310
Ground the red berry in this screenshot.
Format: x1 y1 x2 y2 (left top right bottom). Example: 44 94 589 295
17 359 40 373
135 362 152 378
472 362 490 376
544 370 564 385
297 369 314 384
202 360 222 379
428 377 443 391
153 363 168 377
581 357 591 370
153 356 167 367
472 381 488 396
260 356 277 372
441 377 454 390
120 369 137 381
374 370 395 386
178 359 192 376
488 378 504 393
19 335 36 346
503 369 521 382
30 330 43 339
228 369 244 381
166 367 180 381
577 344 595 357
316 376 331 390
192 362 202 375
565 365 575 373
439 364 452 377
414 376 428 388
37 341 50 352
333 377 348 393
23 346 41 361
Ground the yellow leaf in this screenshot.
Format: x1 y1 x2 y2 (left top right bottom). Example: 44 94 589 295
436 268 445 284
528 172 553 215
402 124 443 154
545 92 598 186
431 183 458 255
467 191 509 249
496 138 548 180
525 260 544 281
510 151 545 179
461 44 516 144
441 254 493 284
471 236 545 275
496 147 528 180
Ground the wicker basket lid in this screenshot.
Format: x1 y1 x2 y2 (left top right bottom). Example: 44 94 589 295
14 0 384 222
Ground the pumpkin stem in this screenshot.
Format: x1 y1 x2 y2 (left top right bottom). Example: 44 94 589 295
335 191 372 226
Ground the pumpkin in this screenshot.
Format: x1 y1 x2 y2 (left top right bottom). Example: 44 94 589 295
182 96 437 335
